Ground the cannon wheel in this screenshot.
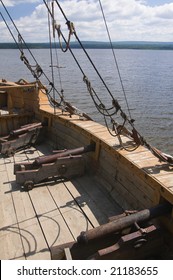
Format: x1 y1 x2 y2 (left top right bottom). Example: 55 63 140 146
23 181 34 191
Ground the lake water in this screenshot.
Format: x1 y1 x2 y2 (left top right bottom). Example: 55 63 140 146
1 48 173 155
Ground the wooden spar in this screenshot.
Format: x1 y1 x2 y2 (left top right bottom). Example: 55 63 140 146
34 143 96 165
77 203 172 243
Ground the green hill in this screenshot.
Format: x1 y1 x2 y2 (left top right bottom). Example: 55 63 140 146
1 41 173 50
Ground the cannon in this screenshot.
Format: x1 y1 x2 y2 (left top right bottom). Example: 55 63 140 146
77 203 172 243
51 203 172 260
34 143 95 166
0 122 43 156
14 143 95 191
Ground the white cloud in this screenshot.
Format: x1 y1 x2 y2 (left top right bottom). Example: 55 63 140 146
155 3 173 19
1 0 173 42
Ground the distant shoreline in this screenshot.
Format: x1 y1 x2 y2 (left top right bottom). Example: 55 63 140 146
1 41 173 50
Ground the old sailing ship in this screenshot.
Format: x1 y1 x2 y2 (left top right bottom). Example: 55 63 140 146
0 0 173 260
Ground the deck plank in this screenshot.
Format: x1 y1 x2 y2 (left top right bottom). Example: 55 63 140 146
0 225 25 260
29 186 57 216
0 170 11 194
13 152 53 259
75 175 122 218
62 207 93 239
48 181 93 239
63 180 106 226
14 151 28 163
4 156 15 181
124 150 156 162
119 145 148 155
0 161 6 171
12 186 36 223
0 170 17 229
0 192 17 228
39 209 75 249
154 173 173 188
19 217 50 260
0 155 26 260
4 151 36 224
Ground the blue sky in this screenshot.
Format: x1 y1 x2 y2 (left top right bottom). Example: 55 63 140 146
1 0 173 42
0 1 42 18
148 0 173 5
5 3 39 20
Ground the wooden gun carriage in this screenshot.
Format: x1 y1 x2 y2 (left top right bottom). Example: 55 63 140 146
0 122 43 156
14 144 95 191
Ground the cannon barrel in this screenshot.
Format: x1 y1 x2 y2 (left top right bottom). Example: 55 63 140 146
77 203 172 244
34 143 96 166
10 122 42 137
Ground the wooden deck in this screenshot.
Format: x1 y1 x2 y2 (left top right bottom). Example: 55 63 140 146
0 144 122 260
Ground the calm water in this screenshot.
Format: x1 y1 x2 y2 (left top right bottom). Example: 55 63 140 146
1 48 173 155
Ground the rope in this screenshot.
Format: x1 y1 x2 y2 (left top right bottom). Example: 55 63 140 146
52 0 138 138
0 0 64 103
51 1 65 104
53 40 64 94
1 1 42 78
1 12 40 80
1 0 77 116
83 75 135 142
43 0 86 77
56 21 75 52
44 0 139 145
98 0 132 121
53 0 116 100
47 0 56 114
2 0 172 164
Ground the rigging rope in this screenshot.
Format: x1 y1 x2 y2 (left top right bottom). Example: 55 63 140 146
47 0 56 114
51 1 64 95
47 1 173 164
44 0 140 146
0 0 64 106
1 0 172 164
98 0 132 121
56 20 75 52
1 0 92 119
51 0 138 138
43 0 85 77
53 0 116 100
45 1 127 117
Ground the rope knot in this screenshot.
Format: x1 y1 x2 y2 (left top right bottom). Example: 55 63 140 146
18 33 22 43
99 103 106 110
36 64 43 77
55 23 61 37
112 98 121 113
66 20 75 35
